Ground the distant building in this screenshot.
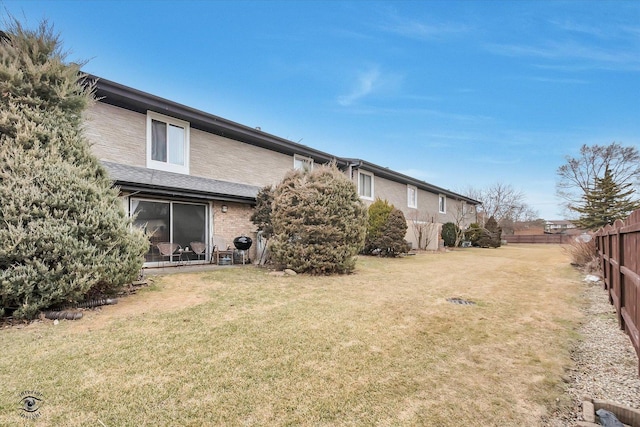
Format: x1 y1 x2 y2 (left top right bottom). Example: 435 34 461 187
544 220 578 234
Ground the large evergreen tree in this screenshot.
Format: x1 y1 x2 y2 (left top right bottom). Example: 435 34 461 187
571 167 640 230
270 165 367 275
0 20 148 319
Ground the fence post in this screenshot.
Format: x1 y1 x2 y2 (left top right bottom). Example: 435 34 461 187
617 225 625 330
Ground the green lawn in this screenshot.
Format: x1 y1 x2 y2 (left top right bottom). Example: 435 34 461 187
0 245 583 426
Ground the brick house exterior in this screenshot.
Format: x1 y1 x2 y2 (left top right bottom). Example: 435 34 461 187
84 76 479 266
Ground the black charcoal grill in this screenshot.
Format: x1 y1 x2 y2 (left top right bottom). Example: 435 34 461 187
233 236 252 264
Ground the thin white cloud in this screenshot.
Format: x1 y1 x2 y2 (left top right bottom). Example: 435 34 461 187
383 19 470 40
549 19 607 38
484 40 640 71
377 8 471 40
335 104 492 123
474 156 522 165
337 67 381 106
530 76 588 84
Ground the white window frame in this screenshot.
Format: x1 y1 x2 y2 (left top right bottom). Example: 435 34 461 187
146 111 190 174
293 154 314 171
438 194 446 214
358 170 374 200
407 185 418 208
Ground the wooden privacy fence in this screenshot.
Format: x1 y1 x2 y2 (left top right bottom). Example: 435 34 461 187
595 209 640 374
504 234 574 244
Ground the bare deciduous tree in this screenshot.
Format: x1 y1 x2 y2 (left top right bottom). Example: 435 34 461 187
461 183 538 231
451 202 475 247
408 211 436 250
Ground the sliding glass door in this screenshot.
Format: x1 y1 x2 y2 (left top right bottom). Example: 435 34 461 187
131 198 207 264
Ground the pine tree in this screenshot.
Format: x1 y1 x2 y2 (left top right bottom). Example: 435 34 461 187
0 20 148 319
571 167 640 230
269 165 367 274
477 216 501 248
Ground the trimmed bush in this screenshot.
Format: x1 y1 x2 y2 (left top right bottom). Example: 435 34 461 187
441 222 459 247
0 21 148 319
369 208 410 257
364 198 394 253
269 165 367 274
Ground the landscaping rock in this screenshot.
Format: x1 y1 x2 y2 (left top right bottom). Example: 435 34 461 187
284 269 297 276
595 409 625 427
268 271 285 277
583 401 596 422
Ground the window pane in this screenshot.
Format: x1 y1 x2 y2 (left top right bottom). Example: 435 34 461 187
360 173 372 197
173 203 207 261
132 200 170 262
151 120 167 162
408 187 417 207
168 124 185 166
294 157 313 171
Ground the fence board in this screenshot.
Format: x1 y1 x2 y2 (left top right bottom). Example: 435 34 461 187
596 209 640 375
504 234 573 244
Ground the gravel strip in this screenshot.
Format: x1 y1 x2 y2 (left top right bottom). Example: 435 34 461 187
544 276 640 426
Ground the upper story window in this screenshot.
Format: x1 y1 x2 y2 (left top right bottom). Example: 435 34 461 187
407 185 417 208
358 170 374 200
293 154 313 171
147 111 190 174
438 194 446 214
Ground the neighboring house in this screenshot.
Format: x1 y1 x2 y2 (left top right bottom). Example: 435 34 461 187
346 159 478 250
84 76 479 266
544 220 578 234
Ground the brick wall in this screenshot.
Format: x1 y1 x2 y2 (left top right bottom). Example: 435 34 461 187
351 170 475 250
85 102 298 188
190 128 293 187
83 103 146 167
212 202 258 261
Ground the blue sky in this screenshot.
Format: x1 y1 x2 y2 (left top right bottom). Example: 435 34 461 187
3 0 639 220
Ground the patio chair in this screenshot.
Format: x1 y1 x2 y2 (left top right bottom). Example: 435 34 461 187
156 242 181 267
190 241 207 261
211 235 234 265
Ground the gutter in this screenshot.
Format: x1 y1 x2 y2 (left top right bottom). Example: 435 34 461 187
88 75 347 168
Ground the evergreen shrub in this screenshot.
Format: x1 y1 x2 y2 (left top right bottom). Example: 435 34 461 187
0 21 148 319
367 208 410 257
441 222 459 247
364 198 394 253
464 223 483 246
269 165 367 274
477 216 502 248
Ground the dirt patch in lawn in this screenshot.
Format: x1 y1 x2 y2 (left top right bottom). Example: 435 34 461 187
64 274 216 332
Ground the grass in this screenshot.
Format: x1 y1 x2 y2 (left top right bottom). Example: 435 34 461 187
0 244 583 426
